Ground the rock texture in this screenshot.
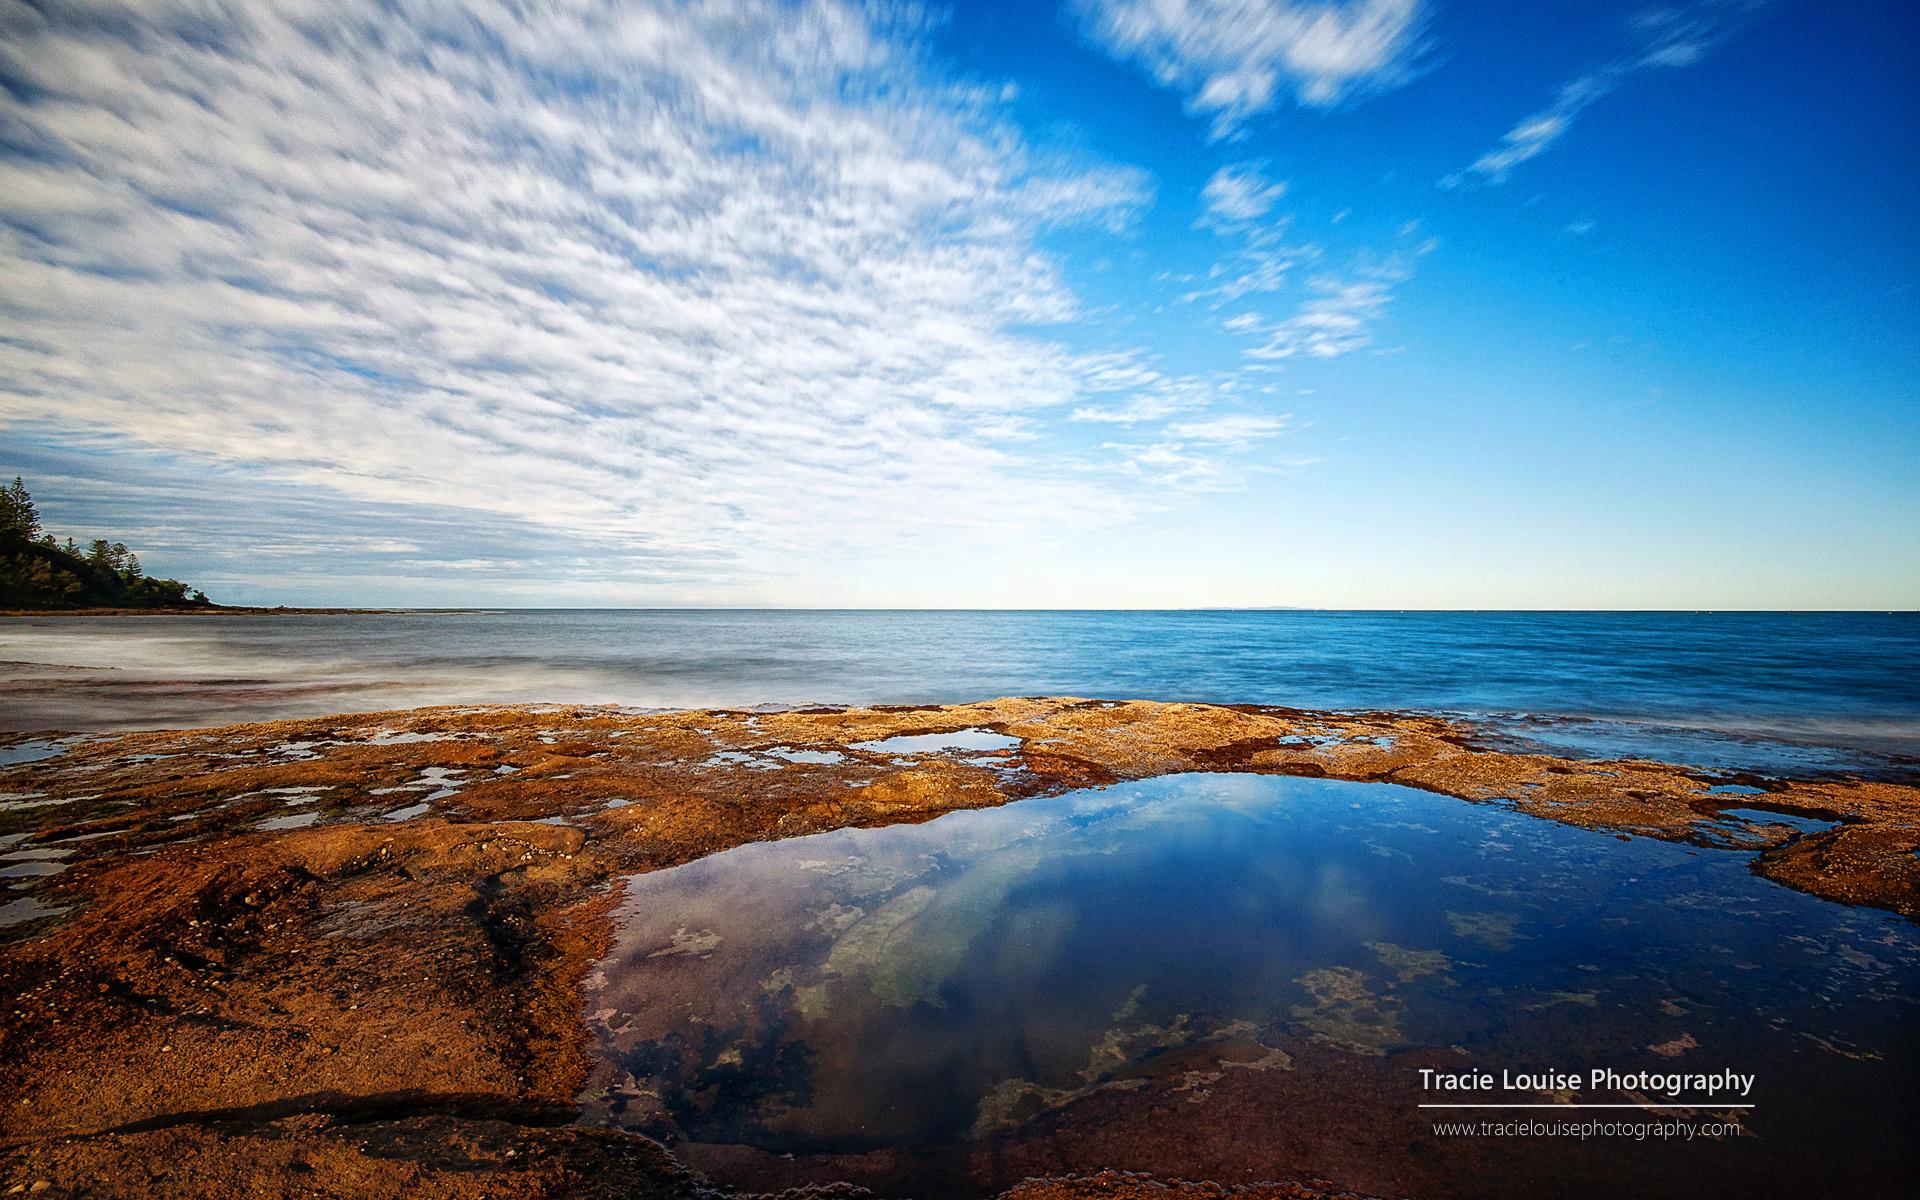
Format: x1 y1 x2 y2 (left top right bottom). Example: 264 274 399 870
1 698 1914 1197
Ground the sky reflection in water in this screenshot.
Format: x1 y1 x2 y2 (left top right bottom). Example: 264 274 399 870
584 774 1919 1157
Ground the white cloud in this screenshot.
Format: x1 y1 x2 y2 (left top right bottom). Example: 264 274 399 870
1444 1 1765 188
1200 162 1288 224
1188 184 1431 363
1165 413 1289 443
1231 257 1417 361
1068 352 1244 426
0 0 1264 597
1104 410 1292 491
1242 277 1394 359
1075 0 1428 138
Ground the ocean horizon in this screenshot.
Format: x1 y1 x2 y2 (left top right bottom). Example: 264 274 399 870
6 609 1916 779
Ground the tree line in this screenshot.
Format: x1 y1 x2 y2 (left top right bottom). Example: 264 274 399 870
1 477 212 609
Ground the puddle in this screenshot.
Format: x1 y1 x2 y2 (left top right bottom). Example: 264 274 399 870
1712 807 1837 834
0 860 67 878
0 895 71 928
583 773 1920 1196
0 796 72 813
703 751 782 772
0 740 68 767
1706 783 1768 796
766 747 847 766
380 803 431 822
706 746 852 770
1276 732 1394 749
0 845 73 860
258 812 321 831
849 728 1021 755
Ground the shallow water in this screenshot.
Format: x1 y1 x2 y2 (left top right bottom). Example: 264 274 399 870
0 739 68 767
850 727 1023 755
1 611 1916 777
583 774 1919 1196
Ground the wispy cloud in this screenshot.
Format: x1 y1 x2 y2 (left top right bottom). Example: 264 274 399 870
1189 166 1431 362
1199 162 1289 225
1444 1 1766 188
1068 351 1250 429
1234 268 1404 360
1104 411 1294 491
0 0 1301 599
1074 0 1429 138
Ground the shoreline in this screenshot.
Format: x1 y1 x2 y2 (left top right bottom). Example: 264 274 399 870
2 698 1915 1197
0 606 485 618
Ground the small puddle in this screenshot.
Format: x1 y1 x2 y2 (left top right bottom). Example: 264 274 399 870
849 728 1021 755
0 860 67 879
0 740 69 767
766 747 847 766
1712 807 1837 834
0 796 72 813
703 751 782 772
258 812 322 831
0 895 71 928
365 730 453 746
1276 733 1394 748
381 803 432 822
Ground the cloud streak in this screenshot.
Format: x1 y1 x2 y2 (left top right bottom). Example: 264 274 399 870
1199 162 1289 225
1444 1 1766 188
1074 0 1428 138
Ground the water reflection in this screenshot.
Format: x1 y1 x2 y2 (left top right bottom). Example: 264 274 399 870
584 774 1919 1173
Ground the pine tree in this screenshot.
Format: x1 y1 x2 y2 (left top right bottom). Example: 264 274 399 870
0 477 40 540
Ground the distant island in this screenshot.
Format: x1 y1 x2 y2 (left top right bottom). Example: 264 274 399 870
0 476 212 611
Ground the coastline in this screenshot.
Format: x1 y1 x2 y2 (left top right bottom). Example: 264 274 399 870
0 607 484 618
2 698 1915 1197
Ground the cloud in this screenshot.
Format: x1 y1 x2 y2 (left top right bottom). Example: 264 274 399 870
1236 270 1402 360
1187 171 1432 362
1 0 1292 600
1444 1 1766 188
1200 162 1288 224
1104 411 1293 491
1074 0 1428 138
1165 413 1289 443
1068 351 1247 427
1224 226 1434 362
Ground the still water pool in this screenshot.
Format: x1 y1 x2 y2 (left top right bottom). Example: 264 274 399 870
583 774 1919 1197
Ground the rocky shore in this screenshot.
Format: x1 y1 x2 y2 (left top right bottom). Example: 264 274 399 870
2 698 1915 1197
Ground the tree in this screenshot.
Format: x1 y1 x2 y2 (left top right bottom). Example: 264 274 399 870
1 477 40 540
1 476 212 609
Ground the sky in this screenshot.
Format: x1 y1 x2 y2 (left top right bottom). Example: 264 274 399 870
0 0 1915 609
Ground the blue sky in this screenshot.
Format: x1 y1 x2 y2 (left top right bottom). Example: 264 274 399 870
1 0 1914 607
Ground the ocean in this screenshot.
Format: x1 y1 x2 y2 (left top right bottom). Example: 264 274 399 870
2 609 1915 777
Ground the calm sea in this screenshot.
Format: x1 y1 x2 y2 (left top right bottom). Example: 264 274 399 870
2 610 1916 776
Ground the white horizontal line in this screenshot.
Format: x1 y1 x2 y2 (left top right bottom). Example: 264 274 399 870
1419 1103 1754 1109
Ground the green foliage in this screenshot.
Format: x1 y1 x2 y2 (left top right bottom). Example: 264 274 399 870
0 477 211 610
1 477 40 540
